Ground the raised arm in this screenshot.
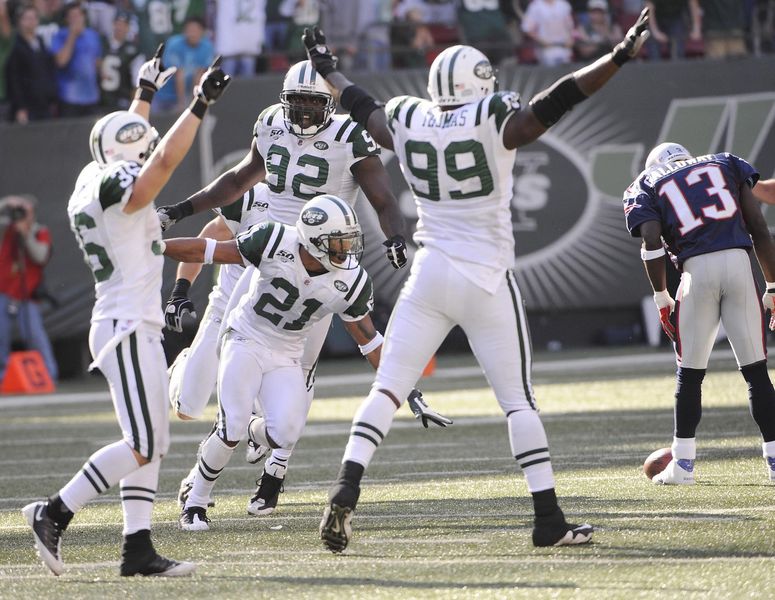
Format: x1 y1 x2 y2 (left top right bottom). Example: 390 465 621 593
303 28 393 151
125 57 231 214
502 8 650 150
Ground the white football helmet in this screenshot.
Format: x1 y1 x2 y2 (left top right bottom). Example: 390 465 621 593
645 142 692 169
280 60 336 138
89 111 159 166
296 194 363 271
427 45 496 107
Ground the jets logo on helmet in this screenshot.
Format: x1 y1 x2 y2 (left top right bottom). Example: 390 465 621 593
428 45 497 107
89 111 160 167
280 60 336 138
296 194 363 272
301 206 328 225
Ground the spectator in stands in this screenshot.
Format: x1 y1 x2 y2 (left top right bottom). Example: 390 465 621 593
215 0 264 77
265 0 290 56
85 0 117 38
521 0 575 66
280 0 319 63
31 0 64 49
99 10 141 110
0 195 58 384
51 2 102 117
392 0 435 68
319 0 359 71
0 0 12 121
132 0 206 58
5 4 58 123
700 0 747 59
645 0 702 60
458 0 514 65
575 0 622 60
356 0 391 71
155 15 213 113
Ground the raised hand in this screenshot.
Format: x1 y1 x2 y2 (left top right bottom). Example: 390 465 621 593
137 43 177 92
302 26 337 77
195 56 231 105
613 7 650 65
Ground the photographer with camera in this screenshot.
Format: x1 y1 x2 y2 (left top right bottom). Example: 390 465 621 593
0 194 58 385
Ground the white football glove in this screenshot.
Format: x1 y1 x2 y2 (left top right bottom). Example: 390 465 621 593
762 282 775 331
137 43 176 92
407 389 453 428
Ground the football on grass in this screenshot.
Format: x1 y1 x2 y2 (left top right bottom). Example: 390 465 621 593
643 447 672 480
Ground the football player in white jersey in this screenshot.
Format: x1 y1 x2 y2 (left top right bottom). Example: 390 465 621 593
160 195 420 530
303 9 651 551
20 48 230 577
156 60 450 516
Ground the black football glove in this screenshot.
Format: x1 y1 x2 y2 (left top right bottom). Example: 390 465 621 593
165 279 196 332
302 26 337 77
137 43 176 92
612 7 650 65
383 235 408 270
407 389 453 428
157 200 192 231
194 56 231 105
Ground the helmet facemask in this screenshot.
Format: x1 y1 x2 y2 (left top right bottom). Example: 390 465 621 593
280 91 335 138
309 228 364 271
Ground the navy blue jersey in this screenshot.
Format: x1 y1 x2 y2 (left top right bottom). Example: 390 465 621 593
623 152 758 268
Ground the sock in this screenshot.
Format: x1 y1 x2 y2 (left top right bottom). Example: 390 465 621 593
120 459 160 535
674 367 705 438
329 461 364 509
532 488 562 521
46 494 74 530
671 437 696 460
508 410 555 493
763 440 775 459
741 361 775 441
265 449 291 479
59 441 139 513
185 434 234 509
341 389 397 470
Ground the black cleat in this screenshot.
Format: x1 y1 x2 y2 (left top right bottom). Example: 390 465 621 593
532 509 593 547
120 529 196 576
247 471 284 516
21 501 65 576
320 503 353 553
179 506 210 531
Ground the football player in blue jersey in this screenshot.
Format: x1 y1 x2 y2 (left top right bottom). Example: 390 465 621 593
624 142 775 484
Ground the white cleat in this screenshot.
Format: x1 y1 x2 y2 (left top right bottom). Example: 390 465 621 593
653 458 695 485
179 507 210 531
765 457 775 482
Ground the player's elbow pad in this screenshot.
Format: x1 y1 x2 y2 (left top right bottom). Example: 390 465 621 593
528 74 588 128
340 85 382 128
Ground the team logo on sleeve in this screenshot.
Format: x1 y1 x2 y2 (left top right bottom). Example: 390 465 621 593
301 207 328 225
314 141 329 151
334 280 348 292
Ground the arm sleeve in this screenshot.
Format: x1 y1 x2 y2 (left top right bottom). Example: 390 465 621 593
623 179 661 238
98 162 142 211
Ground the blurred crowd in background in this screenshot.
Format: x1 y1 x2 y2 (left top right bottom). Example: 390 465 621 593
0 0 773 123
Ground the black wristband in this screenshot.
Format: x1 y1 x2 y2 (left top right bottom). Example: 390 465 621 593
134 87 155 103
189 97 208 119
612 45 631 66
171 278 191 298
340 85 381 128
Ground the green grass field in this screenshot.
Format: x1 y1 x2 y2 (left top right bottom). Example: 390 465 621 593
1 360 774 599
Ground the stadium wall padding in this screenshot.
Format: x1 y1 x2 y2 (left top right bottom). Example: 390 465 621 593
2 56 775 342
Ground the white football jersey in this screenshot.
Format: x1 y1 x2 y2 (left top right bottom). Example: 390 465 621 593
67 160 165 327
385 92 521 293
253 104 380 225
206 183 271 315
227 221 373 359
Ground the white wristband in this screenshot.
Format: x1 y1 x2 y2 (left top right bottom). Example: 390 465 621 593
358 332 384 355
203 238 217 264
641 246 666 261
767 282 775 293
